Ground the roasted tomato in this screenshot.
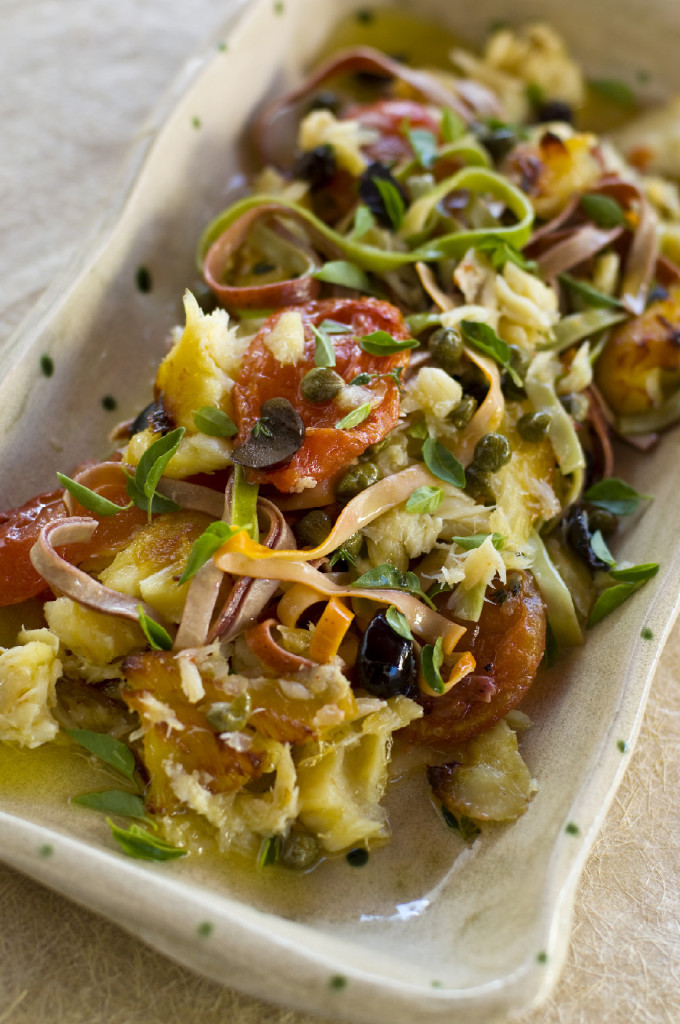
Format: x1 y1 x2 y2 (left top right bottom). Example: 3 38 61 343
344 99 441 165
232 297 412 492
406 572 546 749
0 480 147 607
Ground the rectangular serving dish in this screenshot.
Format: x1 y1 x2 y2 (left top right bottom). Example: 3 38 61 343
2 0 680 1021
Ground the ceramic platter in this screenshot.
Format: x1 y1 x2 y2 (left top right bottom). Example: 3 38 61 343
2 0 680 1021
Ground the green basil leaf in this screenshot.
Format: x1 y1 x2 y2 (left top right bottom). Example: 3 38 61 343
609 562 659 584
137 606 173 651
352 563 403 590
328 544 357 568
373 175 406 230
460 320 522 387
422 437 465 488
359 330 419 355
422 636 444 694
588 583 641 627
73 790 147 820
125 474 180 516
405 485 444 514
407 128 438 169
67 729 136 781
583 477 651 516
385 605 413 641
178 521 239 585
474 236 537 273
107 819 187 861
192 406 237 437
525 82 546 108
349 205 376 240
560 273 623 309
441 108 465 143
590 530 616 567
336 402 372 430
313 260 372 292
132 427 185 519
579 193 626 229
231 464 259 541
452 532 505 551
56 473 132 517
427 580 452 600
257 834 282 869
319 319 353 335
312 324 337 368
589 78 636 107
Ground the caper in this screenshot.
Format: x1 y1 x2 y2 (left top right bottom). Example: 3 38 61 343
587 507 619 537
360 436 390 461
280 831 321 871
429 326 464 375
448 395 477 429
471 432 512 473
517 411 551 442
300 367 345 404
205 693 251 733
294 509 333 549
335 462 381 505
343 532 364 562
465 466 496 505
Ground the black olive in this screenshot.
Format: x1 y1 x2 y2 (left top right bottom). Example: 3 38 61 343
356 610 417 699
231 397 305 469
359 163 408 229
129 399 174 437
293 145 337 189
565 506 610 571
535 100 573 124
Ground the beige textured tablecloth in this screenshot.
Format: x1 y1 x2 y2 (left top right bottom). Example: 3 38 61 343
1 3 679 1021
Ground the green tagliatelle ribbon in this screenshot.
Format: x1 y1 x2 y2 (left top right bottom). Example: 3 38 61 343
197 167 534 276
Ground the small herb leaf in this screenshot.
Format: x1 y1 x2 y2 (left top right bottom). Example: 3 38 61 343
422 437 465 488
589 77 636 108
407 128 438 169
312 324 337 368
441 108 465 143
56 473 132 517
422 637 444 693
460 320 522 386
192 406 237 437
178 522 239 585
609 562 659 584
587 563 658 627
475 236 537 273
359 330 418 355
73 790 147 820
107 819 187 861
583 477 651 516
131 427 185 519
351 562 434 607
405 485 443 514
137 606 173 651
67 730 136 781
336 402 372 430
258 834 282 869
590 530 616 567
385 605 413 641
350 205 376 240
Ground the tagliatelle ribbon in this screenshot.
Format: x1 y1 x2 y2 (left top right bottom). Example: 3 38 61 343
214 540 465 655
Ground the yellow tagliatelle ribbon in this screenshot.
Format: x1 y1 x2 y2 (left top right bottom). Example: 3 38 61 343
215 539 465 655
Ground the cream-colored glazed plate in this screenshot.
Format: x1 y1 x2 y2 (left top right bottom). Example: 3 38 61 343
2 1 680 1022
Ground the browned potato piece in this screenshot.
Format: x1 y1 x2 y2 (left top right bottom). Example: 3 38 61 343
595 286 680 415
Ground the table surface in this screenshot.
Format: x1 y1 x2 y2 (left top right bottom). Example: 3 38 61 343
1 3 679 1022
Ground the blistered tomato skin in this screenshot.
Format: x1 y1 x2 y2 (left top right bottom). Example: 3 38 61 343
232 298 412 492
406 572 546 748
0 482 147 607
